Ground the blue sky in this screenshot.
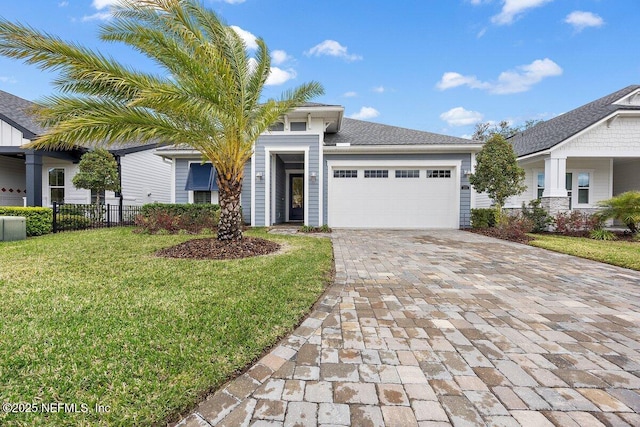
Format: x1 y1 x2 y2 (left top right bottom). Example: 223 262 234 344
0 0 638 138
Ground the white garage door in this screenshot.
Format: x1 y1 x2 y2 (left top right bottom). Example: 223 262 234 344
328 167 459 228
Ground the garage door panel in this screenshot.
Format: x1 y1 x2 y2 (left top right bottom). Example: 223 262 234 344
329 167 458 228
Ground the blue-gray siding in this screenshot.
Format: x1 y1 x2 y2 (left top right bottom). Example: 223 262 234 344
275 156 286 223
174 158 190 203
241 160 251 224
253 134 321 226
323 153 473 228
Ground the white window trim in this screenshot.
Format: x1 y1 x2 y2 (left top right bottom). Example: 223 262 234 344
264 146 310 227
48 166 66 207
569 169 594 208
535 169 545 199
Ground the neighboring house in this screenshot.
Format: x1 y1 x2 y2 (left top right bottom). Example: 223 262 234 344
156 103 483 229
0 89 172 207
494 85 640 216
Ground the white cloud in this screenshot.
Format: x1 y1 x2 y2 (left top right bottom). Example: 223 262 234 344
343 91 357 98
81 12 112 22
271 50 291 65
565 11 604 32
305 40 362 62
492 58 562 94
372 86 385 93
230 26 258 50
349 107 380 120
439 107 484 126
436 58 562 95
265 67 296 86
92 0 118 10
436 72 489 91
492 0 553 25
58 1 69 6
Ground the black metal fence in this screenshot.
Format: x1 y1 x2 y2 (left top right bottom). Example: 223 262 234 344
52 201 143 233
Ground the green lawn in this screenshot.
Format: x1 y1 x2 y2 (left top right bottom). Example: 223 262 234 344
0 228 333 426
529 234 640 271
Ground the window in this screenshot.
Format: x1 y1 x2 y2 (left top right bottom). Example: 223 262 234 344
364 170 388 178
48 168 65 204
578 172 590 204
537 172 545 199
426 169 451 178
268 122 284 131
333 170 357 178
396 170 420 178
290 122 307 131
566 172 573 210
193 191 211 204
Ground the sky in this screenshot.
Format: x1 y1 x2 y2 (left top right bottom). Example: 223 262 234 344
0 0 638 139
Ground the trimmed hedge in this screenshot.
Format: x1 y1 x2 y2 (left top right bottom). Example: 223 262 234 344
470 208 497 229
0 207 52 236
136 203 221 234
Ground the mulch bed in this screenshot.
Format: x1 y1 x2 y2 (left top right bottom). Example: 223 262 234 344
156 237 281 260
466 228 533 244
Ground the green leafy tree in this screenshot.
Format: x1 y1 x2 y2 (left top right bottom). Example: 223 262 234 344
72 149 120 206
469 134 526 212
597 191 640 233
0 0 323 241
472 119 542 142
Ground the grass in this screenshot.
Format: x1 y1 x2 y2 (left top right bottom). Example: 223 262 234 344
529 233 640 271
0 228 333 426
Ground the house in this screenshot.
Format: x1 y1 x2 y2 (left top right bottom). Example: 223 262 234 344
0 89 172 207
156 103 483 229
498 85 640 215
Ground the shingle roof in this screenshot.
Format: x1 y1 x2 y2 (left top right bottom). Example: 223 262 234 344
0 89 47 138
0 89 158 153
324 118 474 146
509 85 640 157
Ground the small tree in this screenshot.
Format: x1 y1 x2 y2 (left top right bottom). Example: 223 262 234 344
597 191 640 233
470 134 526 215
72 149 120 206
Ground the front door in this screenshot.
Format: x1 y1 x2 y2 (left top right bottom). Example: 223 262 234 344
289 174 304 221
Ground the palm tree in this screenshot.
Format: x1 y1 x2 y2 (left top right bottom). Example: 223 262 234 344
0 0 323 241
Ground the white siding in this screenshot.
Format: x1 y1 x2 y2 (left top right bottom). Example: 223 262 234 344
554 117 640 157
0 155 26 206
508 158 612 209
41 159 86 206
473 192 493 209
120 149 172 205
0 119 29 147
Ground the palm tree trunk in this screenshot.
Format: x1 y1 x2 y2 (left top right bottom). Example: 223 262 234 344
217 175 243 241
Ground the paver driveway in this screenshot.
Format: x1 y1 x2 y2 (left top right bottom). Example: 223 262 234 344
178 229 640 427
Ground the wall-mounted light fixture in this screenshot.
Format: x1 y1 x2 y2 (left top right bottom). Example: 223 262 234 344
256 171 263 180
463 170 472 177
310 171 317 182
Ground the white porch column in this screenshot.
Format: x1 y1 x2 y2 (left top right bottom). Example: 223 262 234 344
543 156 567 197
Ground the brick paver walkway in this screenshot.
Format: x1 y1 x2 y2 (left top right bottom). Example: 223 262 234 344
177 229 640 426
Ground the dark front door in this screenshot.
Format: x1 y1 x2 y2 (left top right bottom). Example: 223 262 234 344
289 174 304 221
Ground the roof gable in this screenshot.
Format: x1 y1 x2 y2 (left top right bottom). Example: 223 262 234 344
509 85 640 157
0 89 47 139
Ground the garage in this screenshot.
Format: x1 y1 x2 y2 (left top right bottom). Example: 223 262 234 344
327 164 460 228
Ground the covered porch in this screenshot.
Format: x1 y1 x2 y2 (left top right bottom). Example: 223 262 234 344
263 151 310 225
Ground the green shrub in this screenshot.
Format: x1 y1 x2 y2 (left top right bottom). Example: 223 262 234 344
471 208 497 229
590 228 617 241
596 191 640 234
0 207 52 236
136 203 220 234
521 199 552 233
57 214 92 231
